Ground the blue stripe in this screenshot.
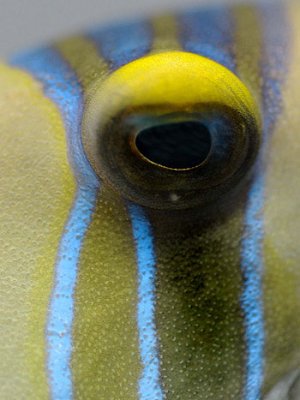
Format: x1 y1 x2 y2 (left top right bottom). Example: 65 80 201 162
240 5 290 400
180 6 236 71
128 204 164 400
12 49 99 399
89 23 162 399
241 175 265 400
88 20 152 70
12 48 98 187
46 188 97 399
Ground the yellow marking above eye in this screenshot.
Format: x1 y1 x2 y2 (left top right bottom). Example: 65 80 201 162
83 51 261 209
85 50 260 126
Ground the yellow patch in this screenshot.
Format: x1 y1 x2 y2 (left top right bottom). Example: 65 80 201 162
0 63 75 398
85 51 260 128
263 3 300 394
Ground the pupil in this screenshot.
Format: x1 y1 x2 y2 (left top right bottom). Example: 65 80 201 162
135 120 212 169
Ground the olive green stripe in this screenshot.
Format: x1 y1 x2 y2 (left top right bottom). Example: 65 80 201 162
72 187 141 399
233 5 263 105
150 15 182 53
55 36 110 94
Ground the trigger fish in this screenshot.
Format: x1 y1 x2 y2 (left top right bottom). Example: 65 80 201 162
0 1 300 400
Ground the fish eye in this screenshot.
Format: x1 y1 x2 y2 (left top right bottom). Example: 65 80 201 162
134 119 212 170
83 51 261 209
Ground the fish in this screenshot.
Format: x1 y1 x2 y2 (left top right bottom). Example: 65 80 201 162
0 1 300 399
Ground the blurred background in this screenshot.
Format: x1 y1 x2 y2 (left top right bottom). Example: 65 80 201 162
0 0 261 59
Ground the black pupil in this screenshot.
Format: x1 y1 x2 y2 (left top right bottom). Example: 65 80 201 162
135 120 212 169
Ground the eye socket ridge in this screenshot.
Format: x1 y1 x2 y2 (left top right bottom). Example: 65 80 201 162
82 51 261 210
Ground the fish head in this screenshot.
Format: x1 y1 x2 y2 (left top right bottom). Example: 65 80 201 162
1 2 300 399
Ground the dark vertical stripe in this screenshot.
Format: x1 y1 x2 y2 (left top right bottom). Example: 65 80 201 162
149 207 247 399
145 8 245 399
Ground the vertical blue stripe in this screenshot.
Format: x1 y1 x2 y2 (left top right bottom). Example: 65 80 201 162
88 20 152 70
46 187 97 399
241 174 265 400
128 204 164 400
12 49 99 399
11 48 98 187
180 6 236 71
241 5 290 400
89 22 162 399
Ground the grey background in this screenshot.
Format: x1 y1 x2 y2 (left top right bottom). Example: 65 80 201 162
0 0 256 59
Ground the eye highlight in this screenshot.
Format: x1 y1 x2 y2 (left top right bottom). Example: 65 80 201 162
83 51 261 209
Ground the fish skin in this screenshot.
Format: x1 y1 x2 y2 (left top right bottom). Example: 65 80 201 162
0 2 300 399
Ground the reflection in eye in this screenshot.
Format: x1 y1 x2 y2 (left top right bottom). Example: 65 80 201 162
83 51 261 210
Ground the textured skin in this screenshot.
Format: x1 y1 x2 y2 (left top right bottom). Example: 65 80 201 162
1 2 300 400
0 64 75 397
